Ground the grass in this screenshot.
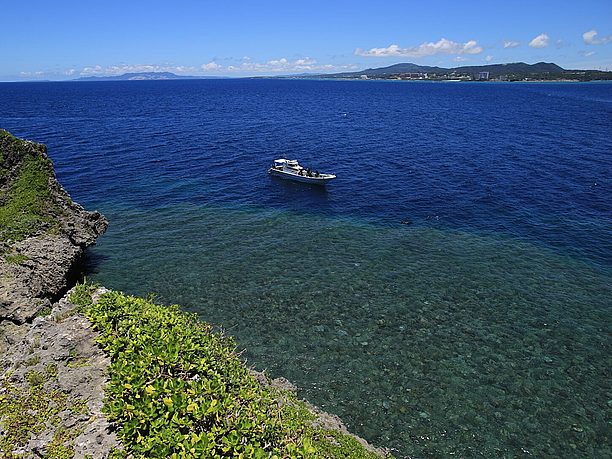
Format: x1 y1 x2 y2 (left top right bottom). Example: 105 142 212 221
71 283 390 458
3 253 29 264
0 130 15 176
0 131 60 243
25 355 42 367
0 368 89 458
36 305 53 318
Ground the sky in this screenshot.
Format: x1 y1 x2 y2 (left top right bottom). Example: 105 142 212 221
1 0 611 81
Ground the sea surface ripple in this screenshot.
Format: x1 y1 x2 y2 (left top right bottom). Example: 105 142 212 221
1 79 610 457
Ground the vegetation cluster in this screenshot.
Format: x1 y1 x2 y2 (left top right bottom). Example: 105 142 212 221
0 348 91 459
0 130 60 245
71 284 389 459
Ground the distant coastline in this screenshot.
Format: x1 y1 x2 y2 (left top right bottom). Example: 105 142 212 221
3 61 603 83
296 61 612 83
2 61 611 84
73 71 226 82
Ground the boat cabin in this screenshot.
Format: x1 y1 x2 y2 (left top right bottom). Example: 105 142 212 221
272 159 301 171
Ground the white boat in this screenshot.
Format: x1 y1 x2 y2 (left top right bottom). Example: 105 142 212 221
268 158 336 185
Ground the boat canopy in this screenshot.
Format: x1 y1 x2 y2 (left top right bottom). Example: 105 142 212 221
274 159 301 169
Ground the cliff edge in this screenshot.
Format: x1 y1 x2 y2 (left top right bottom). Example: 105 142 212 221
0 130 108 324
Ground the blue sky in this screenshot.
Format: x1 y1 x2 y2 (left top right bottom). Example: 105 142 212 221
2 0 611 80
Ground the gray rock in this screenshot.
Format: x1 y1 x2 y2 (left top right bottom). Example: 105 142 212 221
0 289 122 458
0 131 108 324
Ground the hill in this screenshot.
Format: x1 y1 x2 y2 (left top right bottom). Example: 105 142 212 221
322 62 564 79
453 62 564 77
75 72 225 81
312 61 611 81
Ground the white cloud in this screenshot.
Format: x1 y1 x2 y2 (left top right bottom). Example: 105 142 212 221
19 71 45 77
24 58 357 80
267 58 288 66
355 38 484 58
81 65 104 75
580 50 596 57
236 57 355 73
529 33 550 48
485 55 494 62
503 40 520 48
80 63 197 76
583 29 612 45
294 58 317 66
453 56 468 62
198 57 358 74
201 62 221 71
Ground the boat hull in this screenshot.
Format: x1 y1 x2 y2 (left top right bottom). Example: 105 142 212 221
268 168 335 185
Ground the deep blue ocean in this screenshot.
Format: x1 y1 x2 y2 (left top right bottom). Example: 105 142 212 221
1 79 610 457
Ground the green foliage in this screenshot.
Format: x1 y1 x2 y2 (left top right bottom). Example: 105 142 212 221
3 253 29 264
25 370 46 387
45 362 59 379
0 145 59 243
84 289 389 458
69 282 99 309
46 426 79 459
25 355 41 367
0 130 16 140
68 398 90 415
108 448 128 459
0 131 15 170
49 282 102 323
36 305 52 317
0 370 78 457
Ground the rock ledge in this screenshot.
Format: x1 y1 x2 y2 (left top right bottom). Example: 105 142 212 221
0 130 107 324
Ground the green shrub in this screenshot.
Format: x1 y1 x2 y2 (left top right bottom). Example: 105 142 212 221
69 282 99 308
84 289 388 458
25 355 41 367
36 305 52 317
25 370 46 387
0 146 59 243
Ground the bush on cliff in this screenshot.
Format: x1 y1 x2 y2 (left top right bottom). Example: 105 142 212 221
0 130 59 243
71 284 388 459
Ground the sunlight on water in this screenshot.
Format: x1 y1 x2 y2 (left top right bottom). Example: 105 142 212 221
90 203 611 458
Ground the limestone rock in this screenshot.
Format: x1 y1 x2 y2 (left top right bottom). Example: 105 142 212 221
0 290 121 458
0 131 108 323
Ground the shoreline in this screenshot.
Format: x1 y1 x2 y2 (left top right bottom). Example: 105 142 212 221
2 76 612 84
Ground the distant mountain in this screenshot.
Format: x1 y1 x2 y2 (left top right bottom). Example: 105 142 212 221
452 62 564 77
321 62 566 79
351 63 448 76
75 72 224 81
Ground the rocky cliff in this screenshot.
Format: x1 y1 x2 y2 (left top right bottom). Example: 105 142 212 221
0 130 116 457
0 130 107 323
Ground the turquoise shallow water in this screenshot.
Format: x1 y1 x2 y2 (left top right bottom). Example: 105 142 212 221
89 203 611 458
